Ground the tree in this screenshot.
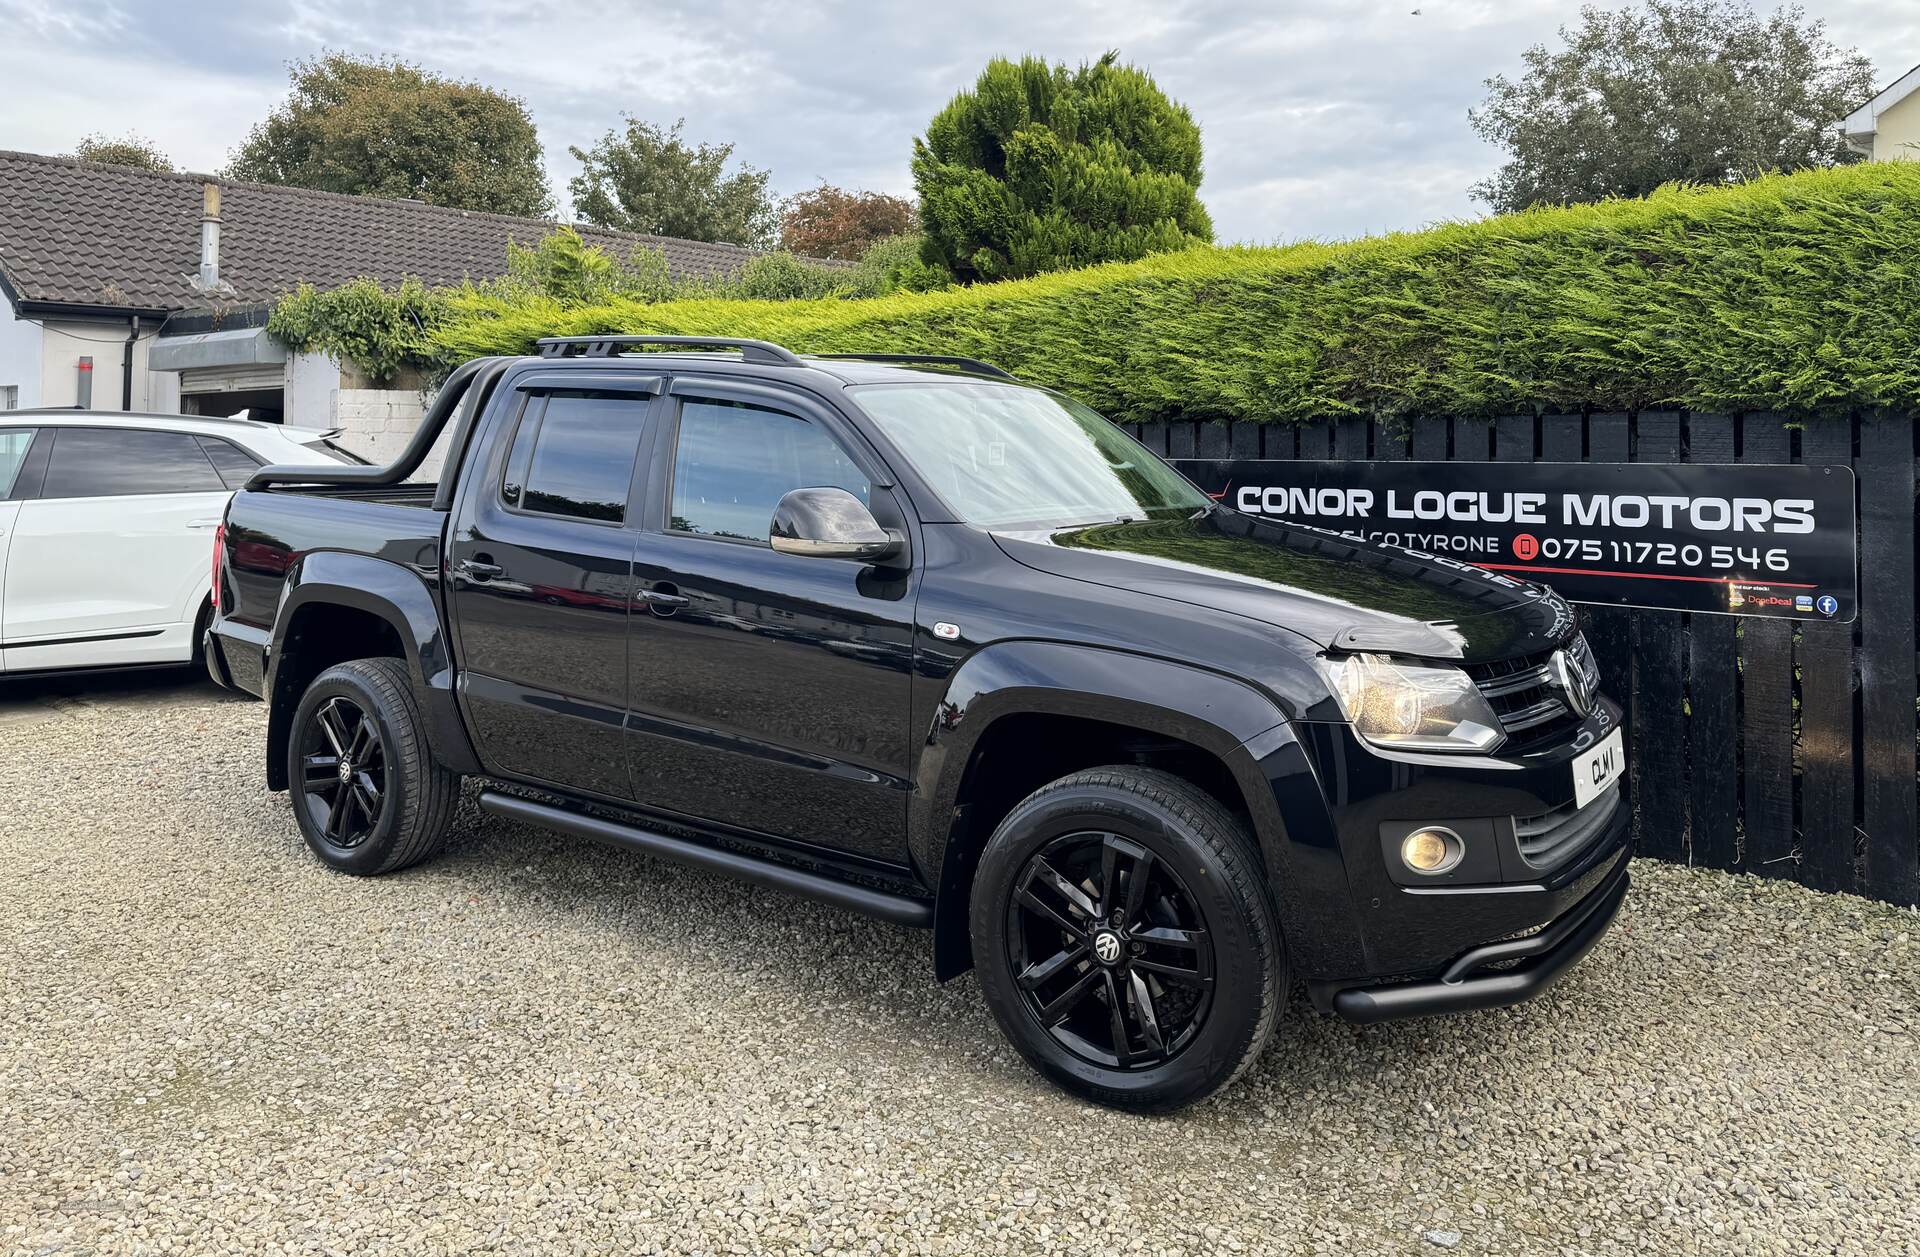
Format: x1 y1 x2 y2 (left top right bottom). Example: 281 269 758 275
912 51 1212 283
569 117 777 248
847 233 952 296
67 132 172 172
1470 1 1876 213
227 54 551 216
779 184 916 261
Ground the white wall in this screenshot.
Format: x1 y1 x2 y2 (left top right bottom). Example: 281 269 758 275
149 367 181 413
333 387 446 480
30 317 160 411
284 349 340 430
0 305 46 409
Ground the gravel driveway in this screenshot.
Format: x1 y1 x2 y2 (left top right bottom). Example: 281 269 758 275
2 674 1916 1256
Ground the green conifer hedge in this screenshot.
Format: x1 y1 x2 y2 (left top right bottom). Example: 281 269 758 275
428 161 1920 423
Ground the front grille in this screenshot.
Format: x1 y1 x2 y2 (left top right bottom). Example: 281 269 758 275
1515 782 1622 872
1464 633 1597 750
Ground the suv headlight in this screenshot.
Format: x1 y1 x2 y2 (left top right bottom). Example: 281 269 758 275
1322 653 1505 753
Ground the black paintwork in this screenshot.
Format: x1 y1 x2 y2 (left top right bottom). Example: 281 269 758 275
207 351 1632 1013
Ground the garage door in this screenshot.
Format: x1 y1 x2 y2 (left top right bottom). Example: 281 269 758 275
178 363 286 396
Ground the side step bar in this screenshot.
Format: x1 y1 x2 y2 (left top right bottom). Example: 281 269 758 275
476 790 934 929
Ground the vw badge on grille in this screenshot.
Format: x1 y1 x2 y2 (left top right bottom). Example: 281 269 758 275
1549 647 1596 718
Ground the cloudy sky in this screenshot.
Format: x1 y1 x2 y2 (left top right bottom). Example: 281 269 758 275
2 0 1914 243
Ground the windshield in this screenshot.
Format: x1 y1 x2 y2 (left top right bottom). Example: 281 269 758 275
851 382 1210 529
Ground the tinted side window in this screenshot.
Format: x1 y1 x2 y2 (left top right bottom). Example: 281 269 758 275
507 392 649 524
670 400 869 544
40 428 225 497
0 428 33 497
196 436 264 490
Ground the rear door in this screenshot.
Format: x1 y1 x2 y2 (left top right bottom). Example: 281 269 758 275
2 426 229 669
446 378 661 798
0 426 37 672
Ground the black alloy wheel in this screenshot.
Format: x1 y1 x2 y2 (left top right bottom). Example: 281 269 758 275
298 694 387 849
1009 831 1216 1070
286 658 458 876
970 766 1285 1112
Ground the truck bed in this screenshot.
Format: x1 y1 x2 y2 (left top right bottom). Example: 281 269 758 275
264 482 443 510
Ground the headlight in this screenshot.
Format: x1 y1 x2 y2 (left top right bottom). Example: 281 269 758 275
1322 653 1505 753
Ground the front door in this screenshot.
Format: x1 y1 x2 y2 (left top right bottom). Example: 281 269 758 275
626 384 917 866
2 426 229 670
447 385 657 799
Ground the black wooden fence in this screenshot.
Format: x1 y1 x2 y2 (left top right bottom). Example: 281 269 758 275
1125 412 1920 908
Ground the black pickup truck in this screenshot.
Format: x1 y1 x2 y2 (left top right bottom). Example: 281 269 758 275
207 336 1631 1111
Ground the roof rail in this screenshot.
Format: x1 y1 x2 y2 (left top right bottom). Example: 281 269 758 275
812 353 1015 380
536 335 802 367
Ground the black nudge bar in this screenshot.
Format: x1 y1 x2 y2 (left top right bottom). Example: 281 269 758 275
1331 855 1631 1025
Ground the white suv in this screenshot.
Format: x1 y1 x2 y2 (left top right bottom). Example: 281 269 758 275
0 411 356 676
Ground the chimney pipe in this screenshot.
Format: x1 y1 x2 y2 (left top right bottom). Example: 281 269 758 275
197 182 222 292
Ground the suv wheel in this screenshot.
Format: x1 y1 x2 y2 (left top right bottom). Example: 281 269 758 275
287 658 459 876
970 766 1285 1112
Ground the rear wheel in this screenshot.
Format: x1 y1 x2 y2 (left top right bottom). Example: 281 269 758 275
287 658 458 875
970 766 1286 1112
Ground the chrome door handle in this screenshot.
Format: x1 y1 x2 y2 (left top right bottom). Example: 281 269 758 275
640 589 689 608
187 518 221 529
457 558 505 580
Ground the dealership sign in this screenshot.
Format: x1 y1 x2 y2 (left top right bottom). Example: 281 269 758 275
1173 459 1858 621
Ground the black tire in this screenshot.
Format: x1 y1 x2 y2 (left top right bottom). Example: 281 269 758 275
286 658 459 876
970 766 1285 1112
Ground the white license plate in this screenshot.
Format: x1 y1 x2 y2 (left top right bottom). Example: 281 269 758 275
1572 728 1626 809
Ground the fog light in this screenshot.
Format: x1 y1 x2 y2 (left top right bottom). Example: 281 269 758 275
1401 827 1464 875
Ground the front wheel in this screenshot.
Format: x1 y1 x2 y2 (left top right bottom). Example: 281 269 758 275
287 658 459 876
970 766 1286 1112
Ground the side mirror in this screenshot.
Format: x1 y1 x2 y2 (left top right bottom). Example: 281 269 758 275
770 487 903 564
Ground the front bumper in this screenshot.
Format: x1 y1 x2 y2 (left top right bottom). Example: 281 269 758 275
1324 851 1629 1024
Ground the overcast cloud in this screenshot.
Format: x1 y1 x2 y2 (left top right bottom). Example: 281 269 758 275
2 0 1914 242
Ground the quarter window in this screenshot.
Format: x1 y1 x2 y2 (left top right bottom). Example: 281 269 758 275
39 428 225 497
195 436 265 490
670 399 869 544
504 392 650 524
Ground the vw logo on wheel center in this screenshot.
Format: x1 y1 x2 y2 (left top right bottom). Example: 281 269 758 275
1093 930 1123 965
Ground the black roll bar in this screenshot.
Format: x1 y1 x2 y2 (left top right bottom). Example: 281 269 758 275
244 356 514 493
